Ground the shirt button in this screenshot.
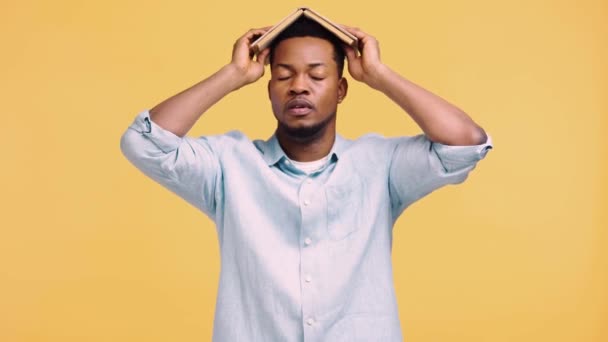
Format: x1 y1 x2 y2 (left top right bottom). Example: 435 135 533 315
306 317 315 326
306 179 312 184
304 237 312 245
303 200 310 206
305 275 312 283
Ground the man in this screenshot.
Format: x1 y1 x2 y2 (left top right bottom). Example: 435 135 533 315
121 16 492 342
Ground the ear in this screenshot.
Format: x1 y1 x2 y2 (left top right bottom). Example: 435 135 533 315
337 77 348 104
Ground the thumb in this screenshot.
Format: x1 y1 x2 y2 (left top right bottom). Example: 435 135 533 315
343 45 358 63
256 48 270 66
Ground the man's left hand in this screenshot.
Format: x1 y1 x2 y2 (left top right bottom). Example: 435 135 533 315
342 26 387 90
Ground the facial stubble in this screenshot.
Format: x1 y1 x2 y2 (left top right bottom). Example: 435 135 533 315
277 111 337 143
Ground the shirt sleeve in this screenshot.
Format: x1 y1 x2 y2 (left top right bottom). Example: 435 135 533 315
119 110 221 219
388 134 493 218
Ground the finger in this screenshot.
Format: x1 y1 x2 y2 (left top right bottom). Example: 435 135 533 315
356 33 378 50
343 44 358 61
236 31 269 58
341 26 370 41
256 48 270 65
240 28 271 42
350 29 369 40
249 26 272 35
339 23 357 30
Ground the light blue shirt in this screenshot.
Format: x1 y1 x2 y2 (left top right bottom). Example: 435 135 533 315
120 110 492 341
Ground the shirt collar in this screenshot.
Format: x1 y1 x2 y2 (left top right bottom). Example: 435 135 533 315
259 133 350 166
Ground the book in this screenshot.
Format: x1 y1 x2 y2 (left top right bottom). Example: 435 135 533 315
249 7 358 54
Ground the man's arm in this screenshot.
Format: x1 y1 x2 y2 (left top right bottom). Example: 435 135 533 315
343 26 487 146
120 28 271 217
149 28 270 137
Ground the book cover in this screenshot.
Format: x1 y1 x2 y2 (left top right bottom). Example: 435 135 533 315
250 7 358 54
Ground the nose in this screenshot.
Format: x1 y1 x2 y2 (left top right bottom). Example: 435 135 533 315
288 74 309 95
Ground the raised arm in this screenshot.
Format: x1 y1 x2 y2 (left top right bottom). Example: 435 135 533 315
149 28 271 137
342 26 487 146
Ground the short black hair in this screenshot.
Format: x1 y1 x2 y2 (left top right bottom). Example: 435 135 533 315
268 16 346 77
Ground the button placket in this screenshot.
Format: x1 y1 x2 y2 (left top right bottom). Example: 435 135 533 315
299 177 319 333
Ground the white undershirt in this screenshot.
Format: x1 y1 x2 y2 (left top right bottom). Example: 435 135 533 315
288 155 330 174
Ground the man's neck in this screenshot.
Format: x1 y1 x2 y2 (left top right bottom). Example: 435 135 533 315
276 127 336 162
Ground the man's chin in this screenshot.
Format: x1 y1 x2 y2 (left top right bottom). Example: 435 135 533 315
280 123 324 140
276 112 336 141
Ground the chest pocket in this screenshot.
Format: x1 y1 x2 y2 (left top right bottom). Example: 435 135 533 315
325 175 364 240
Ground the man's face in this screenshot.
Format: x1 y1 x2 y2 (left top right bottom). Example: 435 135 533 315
268 37 347 140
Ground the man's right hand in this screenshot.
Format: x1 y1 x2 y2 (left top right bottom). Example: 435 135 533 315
229 28 271 89
147 27 271 137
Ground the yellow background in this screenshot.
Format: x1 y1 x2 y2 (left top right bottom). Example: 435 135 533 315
1 0 606 341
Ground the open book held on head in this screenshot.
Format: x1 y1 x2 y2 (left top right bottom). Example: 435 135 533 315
250 7 359 55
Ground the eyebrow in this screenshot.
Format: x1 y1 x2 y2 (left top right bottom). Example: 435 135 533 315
275 63 327 70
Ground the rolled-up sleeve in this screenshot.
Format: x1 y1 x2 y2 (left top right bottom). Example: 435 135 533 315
120 110 221 218
388 134 493 217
